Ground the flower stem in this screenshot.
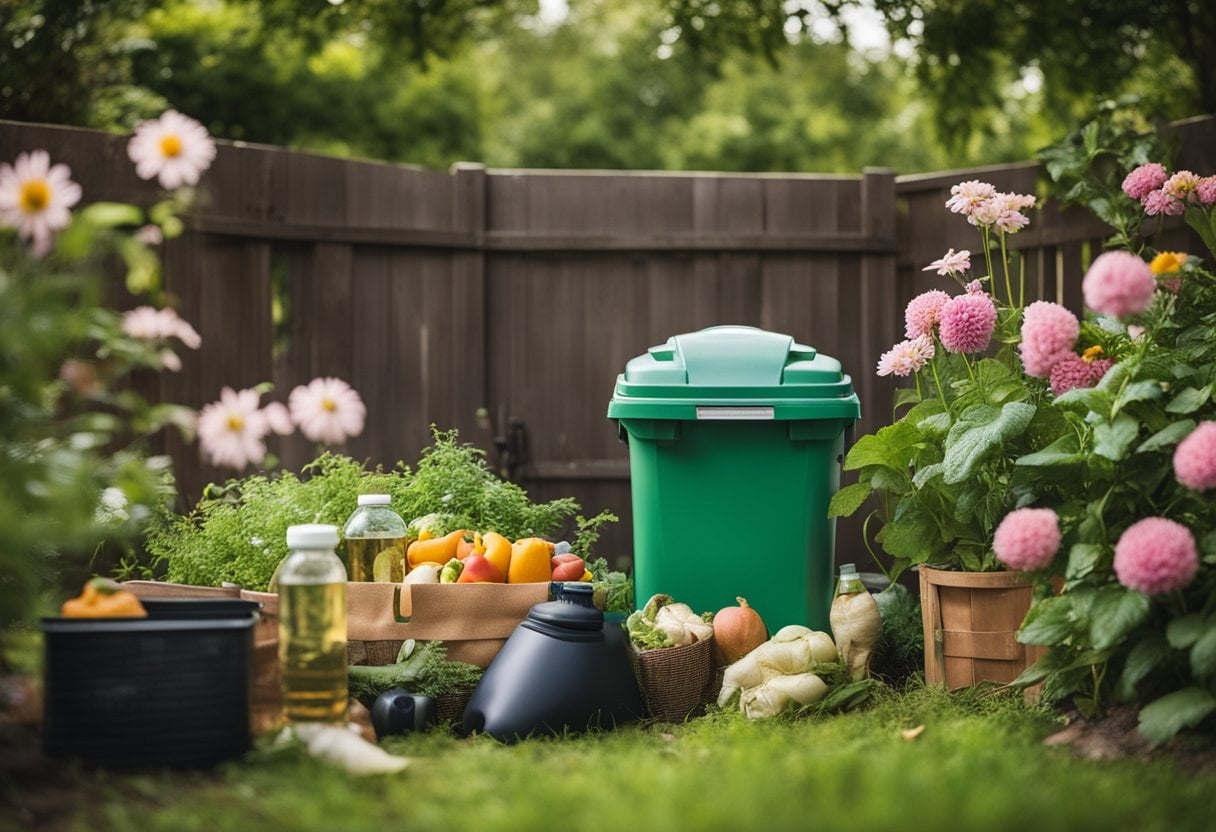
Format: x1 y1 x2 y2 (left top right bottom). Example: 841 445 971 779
930 349 953 417
962 352 977 383
981 226 996 302
999 231 1014 310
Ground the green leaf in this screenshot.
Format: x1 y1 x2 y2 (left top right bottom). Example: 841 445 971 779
1065 543 1103 582
1113 380 1163 414
1166 385 1211 414
1016 434 1082 467
1137 419 1196 453
1088 586 1150 650
82 201 144 227
1167 613 1205 649
911 463 942 488
828 482 872 518
1201 531 1216 565
1019 596 1079 646
893 387 922 410
1138 687 1216 746
843 421 921 472
941 401 1036 485
1117 635 1170 701
875 501 942 563
1053 386 1111 417
1191 623 1216 680
1093 414 1139 460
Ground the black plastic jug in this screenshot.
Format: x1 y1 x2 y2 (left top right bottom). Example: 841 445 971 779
462 583 641 741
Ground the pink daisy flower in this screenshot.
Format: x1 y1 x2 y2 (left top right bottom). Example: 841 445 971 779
1142 188 1183 217
289 377 367 444
121 305 202 349
1082 251 1155 319
127 110 217 190
922 248 972 277
945 180 996 216
1049 355 1096 396
939 291 997 353
197 387 270 470
1113 517 1199 595
0 150 83 257
993 507 1061 572
262 402 294 436
1174 421 1216 491
1121 163 1167 200
876 335 935 378
904 289 952 338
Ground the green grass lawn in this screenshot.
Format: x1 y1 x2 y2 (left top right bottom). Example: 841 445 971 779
12 685 1214 832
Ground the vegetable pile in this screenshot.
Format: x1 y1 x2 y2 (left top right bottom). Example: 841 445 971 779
348 639 484 706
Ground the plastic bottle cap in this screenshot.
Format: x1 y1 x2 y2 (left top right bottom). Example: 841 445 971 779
839 563 857 575
286 524 340 549
357 494 392 506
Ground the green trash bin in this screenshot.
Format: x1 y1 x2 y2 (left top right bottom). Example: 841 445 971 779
607 325 860 632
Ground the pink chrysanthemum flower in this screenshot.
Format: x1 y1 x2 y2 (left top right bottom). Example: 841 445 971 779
965 280 984 294
1142 188 1184 217
1174 421 1216 491
1089 358 1113 384
197 387 269 470
289 377 367 444
128 110 217 189
1127 324 1146 340
134 224 163 246
1049 355 1095 396
1121 163 1167 200
946 180 996 216
904 290 952 338
0 150 82 257
938 292 996 353
876 335 935 377
922 248 971 277
995 210 1029 234
967 198 1003 227
1198 176 1216 207
1114 517 1199 595
1019 301 1079 378
1082 251 1155 319
1162 170 1201 204
993 508 1061 572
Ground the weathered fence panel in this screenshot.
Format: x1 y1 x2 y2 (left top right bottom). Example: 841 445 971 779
1 116 1212 569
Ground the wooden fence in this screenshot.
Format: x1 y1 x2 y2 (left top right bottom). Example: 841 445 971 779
2 116 1214 567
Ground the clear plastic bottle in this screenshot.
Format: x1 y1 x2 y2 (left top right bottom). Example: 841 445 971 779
342 494 408 582
279 524 348 723
829 563 882 680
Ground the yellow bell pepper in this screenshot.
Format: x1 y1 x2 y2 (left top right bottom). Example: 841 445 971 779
481 531 513 577
507 537 554 584
61 578 147 618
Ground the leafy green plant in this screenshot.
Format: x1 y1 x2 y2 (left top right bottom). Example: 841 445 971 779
1036 97 1172 253
140 429 619 591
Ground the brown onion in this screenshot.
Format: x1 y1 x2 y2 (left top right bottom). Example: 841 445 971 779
712 597 768 666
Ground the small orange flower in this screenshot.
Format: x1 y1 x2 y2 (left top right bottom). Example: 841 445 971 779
1149 252 1187 275
1081 345 1104 363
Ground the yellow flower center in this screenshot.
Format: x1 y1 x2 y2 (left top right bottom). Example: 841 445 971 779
159 134 184 158
1082 345 1104 363
226 414 245 432
1150 251 1187 275
321 398 337 412
18 179 51 214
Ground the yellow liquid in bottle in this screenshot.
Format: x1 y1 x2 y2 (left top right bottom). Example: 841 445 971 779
279 581 348 723
345 536 407 582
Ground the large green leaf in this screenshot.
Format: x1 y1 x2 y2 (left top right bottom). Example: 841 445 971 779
1015 434 1082 467
844 421 921 472
875 500 941 563
1116 634 1170 701
1166 384 1212 415
1088 586 1150 650
1137 419 1196 454
828 482 872 518
1018 596 1079 646
1113 380 1163 415
1093 413 1139 460
1191 621 1216 680
1065 543 1103 582
941 401 1036 485
1167 613 1205 649
1138 687 1216 746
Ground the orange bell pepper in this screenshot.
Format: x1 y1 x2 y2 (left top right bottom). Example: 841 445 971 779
407 529 468 568
507 538 555 584
61 578 147 618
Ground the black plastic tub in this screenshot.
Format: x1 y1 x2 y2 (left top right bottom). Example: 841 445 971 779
41 599 260 769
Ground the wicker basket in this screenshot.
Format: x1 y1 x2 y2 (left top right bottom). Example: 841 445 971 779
436 688 475 724
632 637 715 722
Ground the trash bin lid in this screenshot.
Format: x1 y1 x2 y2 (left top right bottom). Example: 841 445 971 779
607 325 861 421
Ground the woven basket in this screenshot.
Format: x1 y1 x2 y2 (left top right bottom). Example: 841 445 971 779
436 688 475 724
632 637 715 722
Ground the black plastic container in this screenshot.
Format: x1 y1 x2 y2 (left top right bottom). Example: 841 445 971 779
41 599 259 768
462 583 641 741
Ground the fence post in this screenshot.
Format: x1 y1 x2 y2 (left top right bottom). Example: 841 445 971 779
859 167 897 433
450 162 489 447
